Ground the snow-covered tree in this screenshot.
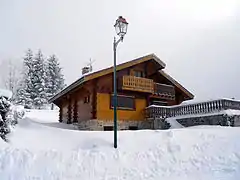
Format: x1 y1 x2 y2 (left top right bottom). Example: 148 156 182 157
45 55 65 109
0 59 23 101
15 49 34 107
15 79 31 107
31 50 47 109
15 49 65 109
0 89 20 142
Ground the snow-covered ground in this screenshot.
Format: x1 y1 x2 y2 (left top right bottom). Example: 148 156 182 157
0 110 240 180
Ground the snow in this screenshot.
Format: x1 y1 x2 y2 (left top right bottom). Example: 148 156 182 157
180 98 240 105
26 109 78 130
0 89 12 99
1 110 240 179
225 109 240 116
148 98 240 109
166 118 185 129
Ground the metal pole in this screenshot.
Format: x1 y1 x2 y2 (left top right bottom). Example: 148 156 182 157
113 37 118 148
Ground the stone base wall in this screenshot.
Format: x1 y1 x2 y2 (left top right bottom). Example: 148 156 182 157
234 116 240 126
64 114 240 130
176 114 240 127
76 119 153 131
152 118 165 129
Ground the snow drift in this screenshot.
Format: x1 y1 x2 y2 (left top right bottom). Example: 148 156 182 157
0 110 240 180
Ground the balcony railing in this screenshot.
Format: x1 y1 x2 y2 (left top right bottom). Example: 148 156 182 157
121 75 175 97
146 98 240 119
153 83 175 100
122 75 154 93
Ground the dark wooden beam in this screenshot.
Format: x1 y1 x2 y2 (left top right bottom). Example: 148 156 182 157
144 61 148 78
59 104 63 123
67 98 72 124
91 79 97 119
73 99 78 123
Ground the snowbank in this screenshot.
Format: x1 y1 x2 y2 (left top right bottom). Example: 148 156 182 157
166 118 184 129
225 109 240 116
0 110 240 179
25 109 78 130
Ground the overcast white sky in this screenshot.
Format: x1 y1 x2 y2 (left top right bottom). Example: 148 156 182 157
0 0 239 100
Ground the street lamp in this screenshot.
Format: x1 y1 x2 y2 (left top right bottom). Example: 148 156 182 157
113 16 128 149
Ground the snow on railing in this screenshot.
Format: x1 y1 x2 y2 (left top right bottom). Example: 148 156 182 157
146 99 240 119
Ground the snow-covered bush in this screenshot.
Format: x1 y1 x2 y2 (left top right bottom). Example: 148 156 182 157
0 89 24 141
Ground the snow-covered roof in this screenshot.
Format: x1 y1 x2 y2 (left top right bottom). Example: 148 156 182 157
49 53 195 104
49 54 170 103
158 70 194 99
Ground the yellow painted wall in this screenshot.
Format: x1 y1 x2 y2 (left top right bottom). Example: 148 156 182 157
97 93 146 120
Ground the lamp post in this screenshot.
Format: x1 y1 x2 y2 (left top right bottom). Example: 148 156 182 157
113 16 128 148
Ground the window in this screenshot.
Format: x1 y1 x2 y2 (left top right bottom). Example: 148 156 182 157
110 95 135 110
84 95 90 103
104 126 113 131
129 126 138 130
134 70 145 78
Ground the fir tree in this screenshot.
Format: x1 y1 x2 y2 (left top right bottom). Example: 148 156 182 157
31 50 47 109
16 49 65 109
45 55 65 100
15 49 34 108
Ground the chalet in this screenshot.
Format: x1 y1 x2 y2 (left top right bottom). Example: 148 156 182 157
49 54 194 130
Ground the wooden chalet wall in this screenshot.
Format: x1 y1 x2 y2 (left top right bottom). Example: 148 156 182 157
62 101 68 123
92 68 147 121
58 81 95 123
94 60 180 121
59 59 188 123
74 82 94 121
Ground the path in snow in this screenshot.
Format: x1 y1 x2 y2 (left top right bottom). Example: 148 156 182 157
0 110 240 180
25 109 78 130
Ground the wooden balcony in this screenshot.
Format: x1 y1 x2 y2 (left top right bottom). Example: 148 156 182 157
120 76 175 99
153 83 175 100
121 75 154 93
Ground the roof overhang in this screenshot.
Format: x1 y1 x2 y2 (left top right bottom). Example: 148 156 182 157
84 54 165 82
49 77 85 103
49 54 166 104
158 70 194 100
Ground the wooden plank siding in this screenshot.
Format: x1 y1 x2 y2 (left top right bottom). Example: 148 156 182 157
76 83 94 121
59 60 189 123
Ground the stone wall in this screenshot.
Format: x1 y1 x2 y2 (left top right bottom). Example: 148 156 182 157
63 114 240 130
176 114 238 127
234 116 240 126
75 119 153 131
